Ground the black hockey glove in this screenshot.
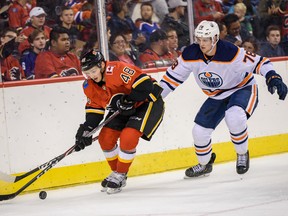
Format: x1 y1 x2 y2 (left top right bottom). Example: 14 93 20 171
266 71 287 100
116 95 136 116
75 124 93 152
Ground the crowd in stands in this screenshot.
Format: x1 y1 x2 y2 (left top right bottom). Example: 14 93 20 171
0 0 287 82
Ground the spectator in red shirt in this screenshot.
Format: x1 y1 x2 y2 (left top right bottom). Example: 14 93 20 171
34 27 81 79
8 0 29 31
193 0 224 26
139 29 174 68
18 7 51 54
0 28 25 81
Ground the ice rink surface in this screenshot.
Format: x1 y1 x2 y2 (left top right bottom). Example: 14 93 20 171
1 153 288 216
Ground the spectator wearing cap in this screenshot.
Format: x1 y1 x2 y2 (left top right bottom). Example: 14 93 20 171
139 29 174 67
193 0 224 26
18 6 51 54
8 0 29 31
161 0 190 50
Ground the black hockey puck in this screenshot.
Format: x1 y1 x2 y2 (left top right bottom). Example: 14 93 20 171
39 191 47 200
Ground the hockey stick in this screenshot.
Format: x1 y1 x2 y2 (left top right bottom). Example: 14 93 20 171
0 111 119 184
0 111 119 201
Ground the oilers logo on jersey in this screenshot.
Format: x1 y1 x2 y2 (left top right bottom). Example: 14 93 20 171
198 72 223 88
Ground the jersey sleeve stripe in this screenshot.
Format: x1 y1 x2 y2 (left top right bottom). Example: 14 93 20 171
254 57 269 74
132 75 150 88
160 80 175 91
166 71 184 84
162 75 180 88
85 108 105 114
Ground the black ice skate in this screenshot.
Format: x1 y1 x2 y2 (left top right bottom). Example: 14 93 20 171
236 151 249 174
184 152 216 178
106 172 127 194
101 171 118 192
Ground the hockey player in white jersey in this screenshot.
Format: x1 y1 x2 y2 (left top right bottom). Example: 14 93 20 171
160 20 287 178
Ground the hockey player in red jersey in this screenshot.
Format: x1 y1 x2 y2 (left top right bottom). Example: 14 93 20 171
160 20 287 178
76 49 164 194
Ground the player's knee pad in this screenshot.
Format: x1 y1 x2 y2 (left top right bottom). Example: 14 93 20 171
192 124 214 146
98 127 121 151
225 106 247 133
120 127 143 151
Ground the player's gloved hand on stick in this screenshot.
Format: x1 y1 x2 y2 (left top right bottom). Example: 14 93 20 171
266 71 287 100
116 95 136 116
75 124 93 151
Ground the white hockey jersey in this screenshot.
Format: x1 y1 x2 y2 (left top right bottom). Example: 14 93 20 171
160 40 275 99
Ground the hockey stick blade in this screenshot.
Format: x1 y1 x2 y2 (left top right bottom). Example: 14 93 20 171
0 145 75 201
0 111 119 201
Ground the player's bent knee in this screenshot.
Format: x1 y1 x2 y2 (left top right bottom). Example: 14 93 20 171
120 127 142 151
192 124 214 145
225 106 247 132
98 127 121 150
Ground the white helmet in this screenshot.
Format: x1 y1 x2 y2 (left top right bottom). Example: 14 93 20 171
194 20 220 41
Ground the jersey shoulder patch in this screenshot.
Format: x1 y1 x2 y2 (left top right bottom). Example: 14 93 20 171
83 79 89 89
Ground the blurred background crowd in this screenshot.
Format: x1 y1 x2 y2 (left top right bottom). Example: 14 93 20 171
0 0 287 81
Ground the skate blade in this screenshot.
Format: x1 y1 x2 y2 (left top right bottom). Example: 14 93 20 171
100 187 107 192
106 187 122 194
183 173 210 179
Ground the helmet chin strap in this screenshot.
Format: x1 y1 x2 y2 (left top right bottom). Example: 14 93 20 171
206 37 219 55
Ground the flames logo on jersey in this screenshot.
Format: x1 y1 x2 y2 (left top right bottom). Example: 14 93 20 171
198 72 223 88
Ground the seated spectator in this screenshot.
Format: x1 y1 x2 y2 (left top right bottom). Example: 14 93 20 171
0 28 25 81
36 0 64 26
8 0 29 31
218 22 228 40
257 0 287 40
139 29 174 68
166 28 181 59
107 0 146 52
34 27 81 79
135 2 160 42
108 32 141 67
193 0 224 26
161 0 190 50
18 7 51 53
121 27 142 68
241 36 259 53
21 29 46 79
233 3 253 35
258 25 286 57
223 13 251 46
55 6 80 52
